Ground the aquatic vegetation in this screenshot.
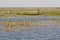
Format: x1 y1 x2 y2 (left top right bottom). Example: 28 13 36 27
0 21 41 30
0 21 60 30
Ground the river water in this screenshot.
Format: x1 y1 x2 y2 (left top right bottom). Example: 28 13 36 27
0 16 60 22
0 16 60 40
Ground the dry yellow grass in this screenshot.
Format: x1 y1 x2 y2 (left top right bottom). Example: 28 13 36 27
0 21 60 30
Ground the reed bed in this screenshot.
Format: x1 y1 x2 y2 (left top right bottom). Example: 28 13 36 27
0 20 60 30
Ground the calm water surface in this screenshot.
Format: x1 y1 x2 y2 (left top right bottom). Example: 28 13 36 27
0 16 60 22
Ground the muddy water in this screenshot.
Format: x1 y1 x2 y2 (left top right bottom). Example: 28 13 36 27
0 16 60 40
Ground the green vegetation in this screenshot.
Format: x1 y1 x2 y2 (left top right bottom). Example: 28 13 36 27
43 12 60 16
0 7 60 17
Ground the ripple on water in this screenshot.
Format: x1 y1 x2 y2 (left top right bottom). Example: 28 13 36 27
0 16 60 40
0 23 60 40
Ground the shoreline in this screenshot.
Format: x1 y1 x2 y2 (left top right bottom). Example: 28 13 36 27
0 15 60 18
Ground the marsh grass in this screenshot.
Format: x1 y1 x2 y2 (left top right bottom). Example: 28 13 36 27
0 20 60 30
0 7 60 17
0 21 41 30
